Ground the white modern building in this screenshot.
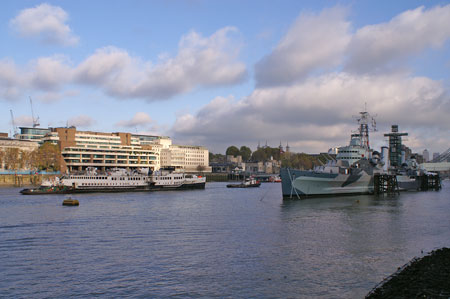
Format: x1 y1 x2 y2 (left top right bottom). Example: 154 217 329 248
23 128 211 173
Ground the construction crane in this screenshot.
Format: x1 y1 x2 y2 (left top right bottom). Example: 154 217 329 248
29 96 40 128
10 109 18 138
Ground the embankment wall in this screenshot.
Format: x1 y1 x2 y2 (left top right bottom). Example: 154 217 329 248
0 174 57 187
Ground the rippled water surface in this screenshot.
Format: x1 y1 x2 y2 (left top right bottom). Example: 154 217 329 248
1 181 449 298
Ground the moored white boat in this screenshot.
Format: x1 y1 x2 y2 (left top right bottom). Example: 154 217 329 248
149 170 206 190
227 177 261 188
21 167 151 194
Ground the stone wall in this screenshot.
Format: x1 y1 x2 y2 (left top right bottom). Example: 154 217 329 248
0 174 57 187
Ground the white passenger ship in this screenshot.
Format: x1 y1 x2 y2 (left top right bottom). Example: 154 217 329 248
150 169 206 190
53 167 151 192
21 167 206 194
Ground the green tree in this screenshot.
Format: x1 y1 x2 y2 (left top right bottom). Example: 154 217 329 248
209 152 225 163
226 146 240 157
251 149 268 162
281 152 320 170
239 146 252 161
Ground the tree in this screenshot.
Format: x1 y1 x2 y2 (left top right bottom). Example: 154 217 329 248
36 142 61 171
3 148 20 170
239 146 252 161
197 165 206 173
209 152 225 163
20 150 35 170
226 146 240 157
281 152 319 170
251 149 268 162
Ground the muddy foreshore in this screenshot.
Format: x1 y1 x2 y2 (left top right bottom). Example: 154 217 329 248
366 247 450 298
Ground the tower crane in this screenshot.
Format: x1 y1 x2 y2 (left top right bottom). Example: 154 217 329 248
10 110 18 138
29 97 40 128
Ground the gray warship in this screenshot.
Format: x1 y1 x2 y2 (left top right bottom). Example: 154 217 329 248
280 111 383 198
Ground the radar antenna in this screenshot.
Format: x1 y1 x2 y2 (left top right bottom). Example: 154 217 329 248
353 108 377 150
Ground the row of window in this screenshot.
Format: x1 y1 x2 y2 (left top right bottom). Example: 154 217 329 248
81 182 142 186
69 176 145 180
155 176 183 180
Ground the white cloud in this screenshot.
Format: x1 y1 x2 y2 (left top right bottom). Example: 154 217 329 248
0 56 74 101
0 59 24 100
172 4 450 154
116 112 153 128
74 47 133 85
10 3 79 46
1 27 247 102
254 7 351 87
36 90 79 103
346 5 450 73
172 72 450 153
74 27 247 101
29 55 73 90
68 115 96 128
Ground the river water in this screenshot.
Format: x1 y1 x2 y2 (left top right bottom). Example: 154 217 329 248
1 181 449 298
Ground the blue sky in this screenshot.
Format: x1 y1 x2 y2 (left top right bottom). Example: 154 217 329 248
1 1 449 155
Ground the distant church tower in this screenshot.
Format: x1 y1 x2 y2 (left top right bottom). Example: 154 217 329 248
286 142 290 153
279 141 284 154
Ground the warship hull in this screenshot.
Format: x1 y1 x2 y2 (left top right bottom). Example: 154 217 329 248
280 168 374 198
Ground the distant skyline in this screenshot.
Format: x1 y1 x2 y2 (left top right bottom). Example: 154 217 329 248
1 1 449 155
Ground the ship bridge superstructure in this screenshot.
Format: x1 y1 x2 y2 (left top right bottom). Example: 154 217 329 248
336 110 376 165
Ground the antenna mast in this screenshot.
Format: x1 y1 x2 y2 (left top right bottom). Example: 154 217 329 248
355 109 377 150
29 97 40 128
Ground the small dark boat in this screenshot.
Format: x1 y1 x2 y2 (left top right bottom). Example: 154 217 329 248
62 198 79 206
227 178 261 188
20 185 74 195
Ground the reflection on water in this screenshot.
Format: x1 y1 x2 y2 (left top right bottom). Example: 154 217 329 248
0 182 449 298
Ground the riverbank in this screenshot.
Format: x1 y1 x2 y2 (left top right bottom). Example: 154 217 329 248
366 247 450 298
0 174 57 187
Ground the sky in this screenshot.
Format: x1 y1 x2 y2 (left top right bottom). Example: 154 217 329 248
1 0 449 155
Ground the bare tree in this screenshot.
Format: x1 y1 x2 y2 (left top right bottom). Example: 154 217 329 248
0 150 4 170
3 148 20 170
197 165 206 173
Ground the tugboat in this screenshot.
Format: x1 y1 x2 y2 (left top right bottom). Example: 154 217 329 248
20 184 74 195
227 177 261 188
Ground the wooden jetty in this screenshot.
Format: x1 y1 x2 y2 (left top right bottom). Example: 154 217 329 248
420 173 441 191
374 174 399 195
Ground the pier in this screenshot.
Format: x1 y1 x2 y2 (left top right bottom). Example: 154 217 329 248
374 174 399 195
419 173 441 191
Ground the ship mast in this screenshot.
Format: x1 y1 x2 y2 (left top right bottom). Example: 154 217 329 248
356 109 376 150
